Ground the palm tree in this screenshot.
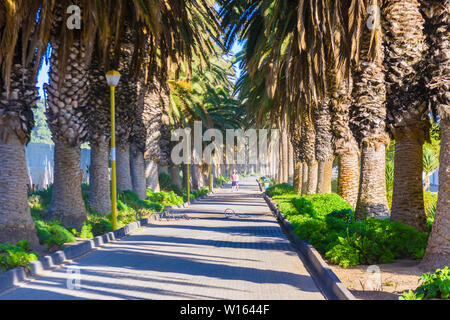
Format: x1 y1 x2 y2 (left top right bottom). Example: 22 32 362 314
0 1 46 247
44 0 166 228
315 102 334 194
350 0 390 219
331 79 360 208
45 6 91 229
85 58 111 214
383 0 429 231
300 105 318 195
420 0 449 270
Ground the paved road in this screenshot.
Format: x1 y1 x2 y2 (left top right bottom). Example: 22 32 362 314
0 178 324 300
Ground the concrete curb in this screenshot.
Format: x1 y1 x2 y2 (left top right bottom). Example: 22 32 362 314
0 216 154 295
256 178 355 301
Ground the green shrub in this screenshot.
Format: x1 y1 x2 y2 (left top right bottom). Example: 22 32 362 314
87 213 112 236
327 209 355 224
292 194 352 219
265 183 295 197
325 219 428 267
73 222 94 239
147 189 183 207
0 241 39 272
159 172 172 191
270 192 428 268
34 220 76 248
400 267 450 300
167 183 183 196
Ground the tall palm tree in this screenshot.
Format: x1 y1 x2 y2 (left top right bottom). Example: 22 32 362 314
383 0 429 231
45 5 91 229
350 0 390 219
85 57 111 214
0 0 47 247
301 105 318 195
45 0 165 228
331 79 360 208
420 0 449 270
315 102 334 194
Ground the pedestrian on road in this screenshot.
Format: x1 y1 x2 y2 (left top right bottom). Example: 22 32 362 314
231 170 239 191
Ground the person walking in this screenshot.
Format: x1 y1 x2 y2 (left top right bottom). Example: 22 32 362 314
231 170 239 191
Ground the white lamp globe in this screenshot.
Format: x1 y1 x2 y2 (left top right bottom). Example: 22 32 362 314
105 70 121 86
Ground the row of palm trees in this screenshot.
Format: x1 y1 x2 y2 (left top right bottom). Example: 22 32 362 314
220 0 448 270
0 0 227 248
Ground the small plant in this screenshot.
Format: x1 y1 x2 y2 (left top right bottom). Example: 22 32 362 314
400 267 450 300
34 220 76 248
0 241 39 272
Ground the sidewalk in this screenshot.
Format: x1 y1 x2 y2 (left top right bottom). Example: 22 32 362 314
0 178 324 300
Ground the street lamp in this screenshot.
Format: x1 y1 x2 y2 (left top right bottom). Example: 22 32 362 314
106 70 121 231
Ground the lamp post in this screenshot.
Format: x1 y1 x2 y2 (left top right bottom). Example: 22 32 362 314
186 130 191 202
106 70 121 231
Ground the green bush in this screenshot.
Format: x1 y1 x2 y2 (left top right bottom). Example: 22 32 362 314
265 183 295 197
87 213 112 236
159 172 172 191
167 183 183 196
147 189 183 207
327 209 355 224
400 267 450 300
0 241 39 272
292 193 353 219
34 220 76 248
215 175 230 187
270 192 428 268
71 222 94 239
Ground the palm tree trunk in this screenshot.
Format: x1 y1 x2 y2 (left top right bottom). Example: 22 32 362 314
324 158 334 193
0 133 40 248
0 58 40 247
419 0 450 270
351 2 389 219
182 164 191 191
282 129 289 183
306 161 318 194
301 162 308 194
145 160 160 191
159 165 169 175
355 144 390 219
293 159 302 194
88 140 111 215
317 157 334 194
170 164 182 188
288 140 294 184
420 118 450 270
390 129 427 232
130 143 146 200
338 153 360 209
192 164 201 190
116 141 132 191
383 0 428 231
49 139 87 230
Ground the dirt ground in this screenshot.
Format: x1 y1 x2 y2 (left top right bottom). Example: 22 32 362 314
329 259 424 300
